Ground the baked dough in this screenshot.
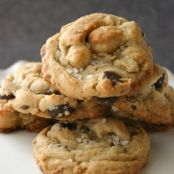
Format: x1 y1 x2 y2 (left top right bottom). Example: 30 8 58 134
0 62 108 120
0 100 51 133
33 118 150 174
111 65 174 125
42 13 153 99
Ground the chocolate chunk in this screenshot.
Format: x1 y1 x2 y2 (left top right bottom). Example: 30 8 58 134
85 35 89 43
60 122 77 130
20 105 29 110
43 91 54 95
104 71 122 85
128 127 139 136
81 126 90 133
0 94 15 100
41 90 60 95
54 91 61 95
123 148 128 153
77 100 83 104
153 74 165 90
93 96 117 105
124 120 139 136
131 105 137 110
49 104 75 118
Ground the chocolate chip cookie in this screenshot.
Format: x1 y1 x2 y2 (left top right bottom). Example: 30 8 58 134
111 65 174 125
0 62 108 120
33 118 150 174
42 13 153 99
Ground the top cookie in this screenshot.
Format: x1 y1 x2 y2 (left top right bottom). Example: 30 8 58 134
42 13 153 99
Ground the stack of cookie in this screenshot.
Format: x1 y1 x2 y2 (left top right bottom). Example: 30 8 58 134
0 13 174 174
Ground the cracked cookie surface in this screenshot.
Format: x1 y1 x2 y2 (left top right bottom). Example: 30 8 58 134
33 118 150 174
42 13 153 99
0 62 108 120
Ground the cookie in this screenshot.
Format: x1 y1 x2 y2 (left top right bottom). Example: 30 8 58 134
111 65 174 125
0 100 52 133
0 62 108 120
42 13 153 99
32 118 150 174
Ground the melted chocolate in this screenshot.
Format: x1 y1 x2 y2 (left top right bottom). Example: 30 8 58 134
60 122 77 130
93 96 117 105
104 71 122 85
153 74 165 90
0 94 15 100
49 104 75 118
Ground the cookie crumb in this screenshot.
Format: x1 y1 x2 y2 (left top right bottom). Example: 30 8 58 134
91 60 97 65
58 113 63 117
66 68 73 74
76 137 82 143
64 111 70 116
120 140 129 146
120 45 126 51
111 135 120 145
112 106 119 112
74 74 82 80
79 68 84 72
86 75 93 79
102 118 107 123
73 68 79 74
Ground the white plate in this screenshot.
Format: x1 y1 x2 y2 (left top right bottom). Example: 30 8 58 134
0 62 174 174
0 129 174 174
0 132 41 174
